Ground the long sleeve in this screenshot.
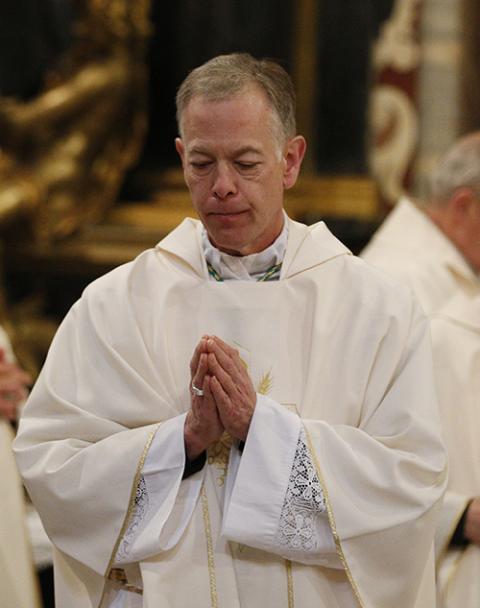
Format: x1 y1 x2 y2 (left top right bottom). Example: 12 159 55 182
222 395 340 568
114 414 204 565
223 295 446 607
13 269 199 577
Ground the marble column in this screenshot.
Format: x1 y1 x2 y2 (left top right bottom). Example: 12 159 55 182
413 0 462 198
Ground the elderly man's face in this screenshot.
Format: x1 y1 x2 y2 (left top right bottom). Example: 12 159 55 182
176 86 305 255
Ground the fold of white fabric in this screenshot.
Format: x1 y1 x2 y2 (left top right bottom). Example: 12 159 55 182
13 217 447 608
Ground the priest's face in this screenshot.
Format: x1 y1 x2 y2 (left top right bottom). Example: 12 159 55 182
176 86 306 256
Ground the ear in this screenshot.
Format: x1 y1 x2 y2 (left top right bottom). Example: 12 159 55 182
449 187 477 223
175 137 186 168
282 136 307 190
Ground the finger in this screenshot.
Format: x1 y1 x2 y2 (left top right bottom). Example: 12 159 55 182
3 369 32 388
208 336 239 359
0 398 17 421
0 386 26 406
193 372 213 408
202 375 221 413
0 379 28 393
0 361 22 376
15 369 32 385
203 374 214 401
191 353 208 395
189 338 208 376
191 375 221 427
189 340 203 376
207 340 243 380
210 375 230 412
207 352 238 398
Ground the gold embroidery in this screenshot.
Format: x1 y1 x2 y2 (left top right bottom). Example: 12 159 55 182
201 486 219 608
281 403 299 415
285 559 295 608
101 424 159 605
106 425 159 571
257 370 273 395
303 427 366 608
440 548 469 606
208 431 234 486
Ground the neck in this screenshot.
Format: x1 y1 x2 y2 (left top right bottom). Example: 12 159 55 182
426 206 480 273
202 218 288 281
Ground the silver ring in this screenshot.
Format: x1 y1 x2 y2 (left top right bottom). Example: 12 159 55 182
191 383 204 397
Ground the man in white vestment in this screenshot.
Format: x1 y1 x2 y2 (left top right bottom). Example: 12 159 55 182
362 133 480 314
430 294 480 607
0 326 41 608
362 133 480 607
14 53 447 608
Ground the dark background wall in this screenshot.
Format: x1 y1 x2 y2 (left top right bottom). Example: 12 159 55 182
0 0 395 182
0 0 72 98
144 1 295 170
315 0 394 173
144 0 394 174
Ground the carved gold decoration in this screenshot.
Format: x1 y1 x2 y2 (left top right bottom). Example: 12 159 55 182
373 0 421 73
0 0 151 243
369 85 418 204
369 0 421 206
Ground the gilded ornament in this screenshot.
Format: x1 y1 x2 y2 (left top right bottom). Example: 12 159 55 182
0 0 151 242
208 432 234 486
257 370 273 395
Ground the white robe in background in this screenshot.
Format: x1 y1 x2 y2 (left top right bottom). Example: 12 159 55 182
14 217 446 608
361 197 480 315
430 295 480 608
0 326 41 608
361 196 480 574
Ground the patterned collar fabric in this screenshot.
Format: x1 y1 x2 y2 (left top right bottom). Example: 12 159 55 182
202 216 288 282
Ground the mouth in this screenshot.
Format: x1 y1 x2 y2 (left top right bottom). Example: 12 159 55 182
208 210 249 216
207 210 250 222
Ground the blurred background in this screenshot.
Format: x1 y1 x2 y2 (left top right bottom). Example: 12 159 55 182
0 1 478 605
1 0 478 361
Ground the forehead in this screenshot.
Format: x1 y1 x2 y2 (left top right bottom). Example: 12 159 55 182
180 87 279 148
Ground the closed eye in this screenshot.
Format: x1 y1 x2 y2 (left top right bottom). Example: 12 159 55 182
235 161 260 170
191 161 213 169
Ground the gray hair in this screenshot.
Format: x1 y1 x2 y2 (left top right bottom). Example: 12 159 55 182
176 53 297 144
429 132 480 205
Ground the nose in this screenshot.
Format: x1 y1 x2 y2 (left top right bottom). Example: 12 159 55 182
212 163 237 199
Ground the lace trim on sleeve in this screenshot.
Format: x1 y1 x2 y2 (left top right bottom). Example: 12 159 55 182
276 427 327 553
115 475 149 563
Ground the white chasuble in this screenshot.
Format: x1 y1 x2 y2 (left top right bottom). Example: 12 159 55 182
14 218 446 608
431 295 480 608
361 197 480 315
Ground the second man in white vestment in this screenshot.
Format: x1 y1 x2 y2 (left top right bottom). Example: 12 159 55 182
362 132 480 607
14 53 447 608
431 294 480 607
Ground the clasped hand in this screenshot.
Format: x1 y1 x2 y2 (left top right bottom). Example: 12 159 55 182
0 348 31 422
184 336 256 460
